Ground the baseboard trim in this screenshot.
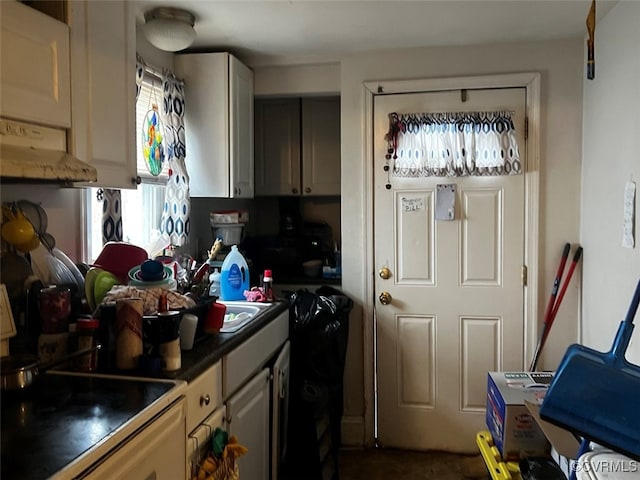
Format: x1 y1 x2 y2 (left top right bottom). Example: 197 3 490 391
341 415 365 447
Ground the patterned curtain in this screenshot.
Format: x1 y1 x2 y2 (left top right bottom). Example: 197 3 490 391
385 111 521 177
100 55 146 245
159 70 190 246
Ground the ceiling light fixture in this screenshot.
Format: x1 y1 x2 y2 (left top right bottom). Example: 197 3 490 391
143 7 196 52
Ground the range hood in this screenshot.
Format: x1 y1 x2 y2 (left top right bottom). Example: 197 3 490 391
0 118 97 183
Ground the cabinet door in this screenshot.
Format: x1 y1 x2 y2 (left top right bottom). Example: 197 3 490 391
272 341 291 480
0 1 71 128
187 405 226 479
176 52 229 197
68 0 137 189
302 97 341 196
255 98 301 196
230 55 254 198
227 368 270 480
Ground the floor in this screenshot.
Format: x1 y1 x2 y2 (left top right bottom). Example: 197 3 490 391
338 448 490 480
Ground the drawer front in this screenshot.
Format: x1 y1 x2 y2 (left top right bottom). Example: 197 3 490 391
223 310 288 397
186 360 222 434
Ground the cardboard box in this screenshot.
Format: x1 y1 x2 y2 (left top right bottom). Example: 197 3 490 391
525 395 582 478
486 371 553 460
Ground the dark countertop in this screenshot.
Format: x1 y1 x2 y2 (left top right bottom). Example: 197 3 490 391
0 300 290 479
1 374 181 480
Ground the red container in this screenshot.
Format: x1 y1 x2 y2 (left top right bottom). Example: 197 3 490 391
204 301 226 334
92 241 148 284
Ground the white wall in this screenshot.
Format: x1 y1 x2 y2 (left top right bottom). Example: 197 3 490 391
581 2 640 364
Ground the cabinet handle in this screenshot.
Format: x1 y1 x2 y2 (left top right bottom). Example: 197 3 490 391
132 176 141 185
237 187 241 195
200 394 210 407
292 188 298 194
305 187 311 194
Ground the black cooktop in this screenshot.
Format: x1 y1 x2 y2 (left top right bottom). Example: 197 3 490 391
1 373 174 480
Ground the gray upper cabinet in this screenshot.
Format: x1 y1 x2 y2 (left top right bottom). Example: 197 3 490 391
255 97 340 196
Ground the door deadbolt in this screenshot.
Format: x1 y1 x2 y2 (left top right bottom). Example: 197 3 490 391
379 291 392 305
379 267 391 279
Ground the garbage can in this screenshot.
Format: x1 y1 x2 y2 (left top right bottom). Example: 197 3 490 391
283 287 353 480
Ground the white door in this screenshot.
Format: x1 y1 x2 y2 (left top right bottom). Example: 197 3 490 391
374 88 527 452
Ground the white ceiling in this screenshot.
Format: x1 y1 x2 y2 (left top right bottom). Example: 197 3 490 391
133 0 616 66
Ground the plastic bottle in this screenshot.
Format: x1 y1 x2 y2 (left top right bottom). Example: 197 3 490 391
208 268 221 297
262 269 273 301
220 245 250 301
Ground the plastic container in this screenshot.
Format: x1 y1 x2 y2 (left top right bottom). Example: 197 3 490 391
576 450 639 480
220 245 250 301
211 223 244 246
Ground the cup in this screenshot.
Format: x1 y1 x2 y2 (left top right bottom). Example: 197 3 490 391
180 313 198 350
204 301 226 334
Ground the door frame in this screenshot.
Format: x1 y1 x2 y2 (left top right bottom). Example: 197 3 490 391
361 72 541 446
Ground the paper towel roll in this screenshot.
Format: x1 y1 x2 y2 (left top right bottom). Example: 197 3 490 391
115 298 143 370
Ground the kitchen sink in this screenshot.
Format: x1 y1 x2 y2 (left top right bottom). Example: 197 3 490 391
218 301 271 333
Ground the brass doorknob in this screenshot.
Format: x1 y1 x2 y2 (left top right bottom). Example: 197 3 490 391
379 267 391 279
379 291 392 305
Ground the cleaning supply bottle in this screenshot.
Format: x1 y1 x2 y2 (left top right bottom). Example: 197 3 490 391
208 268 221 297
220 245 250 301
262 269 273 301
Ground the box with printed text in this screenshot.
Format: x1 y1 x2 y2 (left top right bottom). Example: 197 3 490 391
486 371 553 461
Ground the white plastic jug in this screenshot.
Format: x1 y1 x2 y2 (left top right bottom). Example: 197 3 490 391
220 245 250 301
208 268 221 297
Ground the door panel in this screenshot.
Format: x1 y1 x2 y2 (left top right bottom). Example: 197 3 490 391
374 87 526 452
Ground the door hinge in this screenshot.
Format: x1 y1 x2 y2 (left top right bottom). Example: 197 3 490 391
524 117 529 141
521 265 528 287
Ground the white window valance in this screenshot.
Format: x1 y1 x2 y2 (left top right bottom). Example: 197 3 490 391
385 111 521 177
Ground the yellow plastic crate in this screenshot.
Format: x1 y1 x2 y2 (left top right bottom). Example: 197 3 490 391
476 430 522 480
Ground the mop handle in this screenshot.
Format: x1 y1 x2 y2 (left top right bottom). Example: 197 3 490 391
549 247 583 322
543 243 572 327
536 247 583 357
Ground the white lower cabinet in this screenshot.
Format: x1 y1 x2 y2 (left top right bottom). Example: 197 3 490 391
227 368 271 480
81 398 187 479
186 309 290 480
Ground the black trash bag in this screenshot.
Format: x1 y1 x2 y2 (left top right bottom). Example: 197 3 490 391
288 288 353 384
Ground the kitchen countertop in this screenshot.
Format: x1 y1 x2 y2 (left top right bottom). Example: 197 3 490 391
0 300 289 479
1 372 186 480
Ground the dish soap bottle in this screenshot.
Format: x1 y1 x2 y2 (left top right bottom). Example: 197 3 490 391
220 245 250 301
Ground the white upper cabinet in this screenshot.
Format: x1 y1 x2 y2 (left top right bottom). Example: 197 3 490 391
176 53 254 198
255 97 340 196
0 1 71 128
68 0 137 189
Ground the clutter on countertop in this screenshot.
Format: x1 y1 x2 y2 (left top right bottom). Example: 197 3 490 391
101 285 196 315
